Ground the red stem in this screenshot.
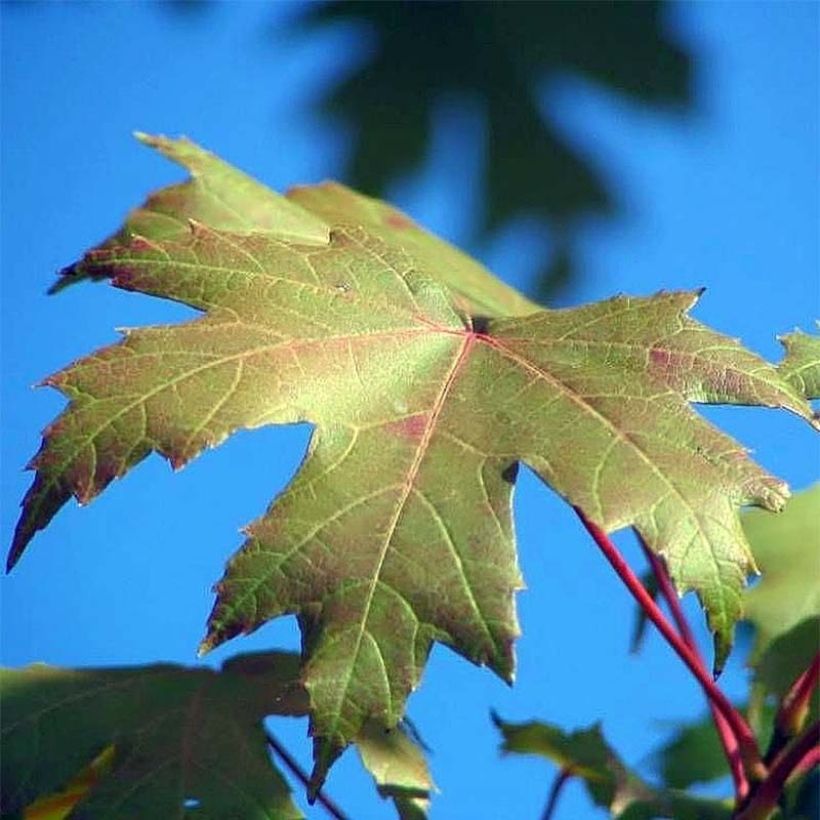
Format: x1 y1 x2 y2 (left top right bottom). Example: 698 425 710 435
791 746 819 781
574 508 764 779
735 722 819 820
640 540 749 802
541 768 573 820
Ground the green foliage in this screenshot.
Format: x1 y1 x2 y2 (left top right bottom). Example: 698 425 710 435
8 136 816 790
356 721 434 820
1 653 432 819
5 136 818 817
297 1 692 296
492 713 732 819
743 484 820 663
1 653 305 818
654 705 775 790
619 485 820 816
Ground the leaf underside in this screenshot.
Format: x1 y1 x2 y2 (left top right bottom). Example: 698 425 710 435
10 134 816 784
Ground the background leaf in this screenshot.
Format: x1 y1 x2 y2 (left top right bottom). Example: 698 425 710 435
653 704 775 790
1 652 306 819
294 0 693 299
742 484 820 662
492 713 732 819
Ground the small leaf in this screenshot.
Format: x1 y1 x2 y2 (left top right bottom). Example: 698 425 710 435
492 713 732 819
1 653 306 819
778 328 820 400
356 719 434 819
654 704 775 790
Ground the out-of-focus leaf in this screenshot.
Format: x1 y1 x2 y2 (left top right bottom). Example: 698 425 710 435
742 484 820 662
1 653 305 819
778 328 820 400
492 713 732 819
785 768 820 820
754 618 820 702
357 719 434 820
296 1 693 298
654 704 775 790
655 714 728 790
10 135 816 786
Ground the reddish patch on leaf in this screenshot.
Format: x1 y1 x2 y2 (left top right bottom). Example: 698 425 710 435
649 346 672 368
384 211 415 230
383 412 429 440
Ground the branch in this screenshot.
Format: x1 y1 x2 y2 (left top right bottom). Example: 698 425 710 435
735 722 819 820
574 508 765 780
765 653 819 764
542 768 573 820
265 730 349 820
640 538 749 802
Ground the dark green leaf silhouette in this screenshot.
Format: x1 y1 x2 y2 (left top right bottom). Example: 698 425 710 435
1 653 306 819
297 1 692 297
1 650 433 819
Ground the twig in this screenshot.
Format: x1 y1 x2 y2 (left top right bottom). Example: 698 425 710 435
639 538 749 801
574 508 765 780
735 722 819 820
765 653 819 764
541 768 573 820
265 730 349 820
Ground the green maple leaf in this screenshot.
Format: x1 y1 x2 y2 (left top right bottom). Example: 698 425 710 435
492 713 733 819
1 651 433 819
10 136 815 783
1 652 306 819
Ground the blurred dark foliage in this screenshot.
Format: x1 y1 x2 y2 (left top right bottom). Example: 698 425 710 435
163 0 694 301
295 1 693 301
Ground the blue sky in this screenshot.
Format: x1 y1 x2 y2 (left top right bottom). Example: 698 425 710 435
1 3 817 818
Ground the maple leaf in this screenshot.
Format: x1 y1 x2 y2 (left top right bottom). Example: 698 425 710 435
492 713 733 819
2 651 433 820
10 136 816 783
1 652 306 819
